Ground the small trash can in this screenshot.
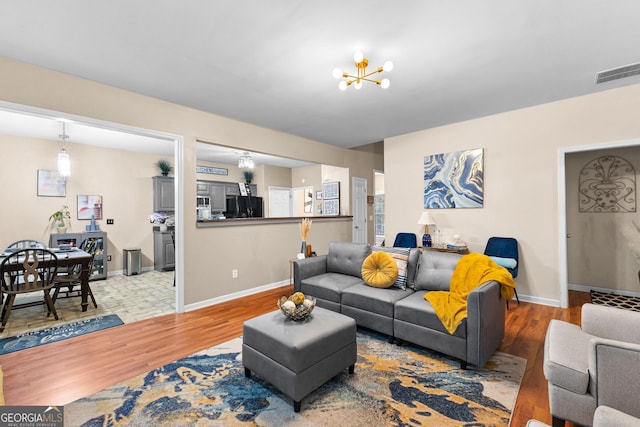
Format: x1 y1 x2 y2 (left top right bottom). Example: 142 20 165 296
123 248 141 276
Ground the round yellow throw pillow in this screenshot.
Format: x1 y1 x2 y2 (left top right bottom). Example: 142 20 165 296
361 251 399 288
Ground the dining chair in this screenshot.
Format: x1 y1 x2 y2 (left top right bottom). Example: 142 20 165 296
170 230 176 287
0 248 59 332
393 233 418 248
6 240 46 250
483 236 520 307
51 239 98 308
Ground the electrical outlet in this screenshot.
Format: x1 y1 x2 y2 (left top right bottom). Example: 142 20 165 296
107 255 112 261
232 269 238 278
107 219 114 225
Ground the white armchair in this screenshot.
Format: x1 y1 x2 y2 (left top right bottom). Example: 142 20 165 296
527 406 640 427
543 304 640 427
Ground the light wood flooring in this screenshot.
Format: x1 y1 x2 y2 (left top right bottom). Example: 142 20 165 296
0 287 589 426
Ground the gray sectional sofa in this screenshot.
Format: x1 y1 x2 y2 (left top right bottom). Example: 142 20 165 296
293 241 506 368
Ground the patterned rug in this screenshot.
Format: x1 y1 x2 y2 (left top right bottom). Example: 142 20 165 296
0 314 123 355
66 330 526 426
590 290 640 312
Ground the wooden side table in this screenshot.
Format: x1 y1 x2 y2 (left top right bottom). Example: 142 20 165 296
421 246 470 255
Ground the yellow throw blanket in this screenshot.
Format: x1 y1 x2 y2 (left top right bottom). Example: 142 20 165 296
425 252 516 334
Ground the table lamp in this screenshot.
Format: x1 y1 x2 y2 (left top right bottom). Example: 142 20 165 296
417 212 434 247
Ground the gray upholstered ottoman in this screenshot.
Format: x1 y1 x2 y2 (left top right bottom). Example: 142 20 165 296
242 306 357 412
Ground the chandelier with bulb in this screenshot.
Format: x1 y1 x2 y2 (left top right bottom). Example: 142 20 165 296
332 51 393 90
238 152 255 169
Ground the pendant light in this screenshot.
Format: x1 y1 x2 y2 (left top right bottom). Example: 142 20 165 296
58 122 71 177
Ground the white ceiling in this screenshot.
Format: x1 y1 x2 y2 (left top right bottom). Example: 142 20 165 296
1 1 640 154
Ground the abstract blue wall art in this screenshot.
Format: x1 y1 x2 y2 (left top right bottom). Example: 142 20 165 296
424 148 484 208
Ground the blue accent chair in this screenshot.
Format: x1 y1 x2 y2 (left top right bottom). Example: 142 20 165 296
483 236 520 306
393 233 417 248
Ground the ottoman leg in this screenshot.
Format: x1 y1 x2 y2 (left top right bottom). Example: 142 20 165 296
244 367 251 378
294 400 301 413
348 364 355 374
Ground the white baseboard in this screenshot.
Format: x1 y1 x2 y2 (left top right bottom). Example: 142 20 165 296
108 266 155 277
568 283 640 298
184 280 290 312
514 293 561 307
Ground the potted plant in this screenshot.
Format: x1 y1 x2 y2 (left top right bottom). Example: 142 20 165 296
50 205 71 233
156 159 173 176
243 170 254 184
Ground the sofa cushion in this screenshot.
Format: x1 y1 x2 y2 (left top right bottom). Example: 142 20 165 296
414 250 463 291
300 273 364 304
372 246 410 290
327 241 371 278
543 319 592 395
394 290 467 338
341 283 414 318
406 248 421 290
362 251 398 288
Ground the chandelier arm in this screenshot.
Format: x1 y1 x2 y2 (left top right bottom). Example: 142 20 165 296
361 69 386 79
360 77 382 83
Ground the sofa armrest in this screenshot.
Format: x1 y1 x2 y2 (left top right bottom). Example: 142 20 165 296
594 406 640 427
590 338 640 419
582 303 640 344
293 255 328 292
465 280 505 368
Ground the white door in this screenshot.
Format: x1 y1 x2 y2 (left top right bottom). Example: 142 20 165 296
352 177 367 243
268 187 292 217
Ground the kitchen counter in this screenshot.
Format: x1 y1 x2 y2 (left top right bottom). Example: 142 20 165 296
196 215 352 228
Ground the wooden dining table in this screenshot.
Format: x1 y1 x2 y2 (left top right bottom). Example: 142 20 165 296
0 248 94 312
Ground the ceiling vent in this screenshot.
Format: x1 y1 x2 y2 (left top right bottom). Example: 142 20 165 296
596 62 640 84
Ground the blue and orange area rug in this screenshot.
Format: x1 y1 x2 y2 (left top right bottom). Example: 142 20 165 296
66 330 525 426
0 315 123 355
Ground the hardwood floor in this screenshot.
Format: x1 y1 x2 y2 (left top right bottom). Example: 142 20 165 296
0 286 589 426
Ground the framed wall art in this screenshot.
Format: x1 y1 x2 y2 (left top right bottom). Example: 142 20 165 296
37 169 66 197
77 195 103 220
322 182 340 200
323 198 340 216
196 165 228 176
423 148 484 208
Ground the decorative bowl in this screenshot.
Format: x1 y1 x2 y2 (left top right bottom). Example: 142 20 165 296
277 295 316 321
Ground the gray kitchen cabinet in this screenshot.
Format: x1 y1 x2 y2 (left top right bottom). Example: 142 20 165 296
224 183 256 196
154 230 175 271
210 183 226 212
225 183 240 196
196 181 210 195
153 176 175 212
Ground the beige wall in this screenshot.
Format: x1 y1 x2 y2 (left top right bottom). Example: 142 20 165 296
0 57 382 308
566 146 640 292
385 82 640 304
0 134 164 272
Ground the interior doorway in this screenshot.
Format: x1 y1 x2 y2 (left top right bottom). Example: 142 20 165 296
374 170 385 246
0 100 184 317
352 177 367 243
558 138 640 308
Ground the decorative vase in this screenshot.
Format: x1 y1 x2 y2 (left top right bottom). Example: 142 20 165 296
422 233 432 247
300 241 307 257
57 224 67 234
